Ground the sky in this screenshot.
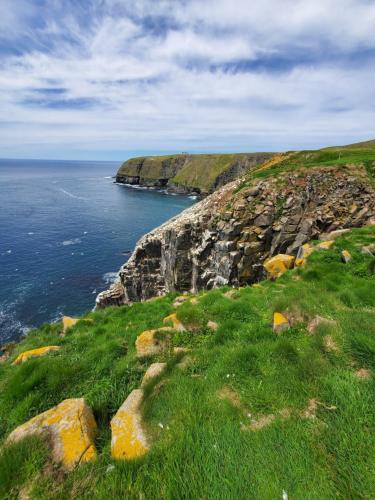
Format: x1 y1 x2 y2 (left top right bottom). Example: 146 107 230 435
0 0 375 160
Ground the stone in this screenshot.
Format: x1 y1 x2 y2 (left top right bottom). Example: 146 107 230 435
341 250 352 263
207 320 219 331
316 240 334 250
111 389 149 460
12 346 61 365
307 316 336 334
263 254 295 279
295 243 314 267
319 229 350 241
7 399 97 470
135 328 172 358
273 312 290 333
62 316 79 333
173 295 189 307
141 363 167 387
361 244 375 256
163 313 186 331
173 347 191 354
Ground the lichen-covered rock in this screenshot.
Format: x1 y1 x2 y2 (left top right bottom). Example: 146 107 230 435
319 229 350 241
263 254 295 279
62 316 79 333
273 313 290 333
7 399 97 469
163 313 186 331
97 166 375 308
111 389 149 460
141 363 167 387
316 240 335 250
341 250 352 263
135 328 172 357
295 243 314 267
12 346 61 365
207 320 219 331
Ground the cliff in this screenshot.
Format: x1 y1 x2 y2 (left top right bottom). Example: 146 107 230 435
116 152 272 194
97 145 375 309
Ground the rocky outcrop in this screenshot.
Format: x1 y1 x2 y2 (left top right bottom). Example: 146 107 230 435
97 165 374 309
116 153 271 195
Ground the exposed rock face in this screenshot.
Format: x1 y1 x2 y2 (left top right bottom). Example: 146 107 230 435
97 166 374 309
12 346 61 365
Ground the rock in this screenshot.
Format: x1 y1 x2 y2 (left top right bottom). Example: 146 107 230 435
307 316 336 334
316 240 335 250
141 363 167 387
7 399 97 470
12 346 61 365
295 243 314 267
190 297 199 305
163 313 186 331
62 316 79 333
173 347 191 354
361 244 375 256
207 320 219 331
111 389 149 460
341 250 352 263
319 229 350 241
173 295 189 307
273 312 290 333
263 254 295 279
135 328 172 358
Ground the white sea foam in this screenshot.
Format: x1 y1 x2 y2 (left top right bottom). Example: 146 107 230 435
27 232 34 235
62 238 82 246
103 272 118 285
59 188 88 201
189 195 197 200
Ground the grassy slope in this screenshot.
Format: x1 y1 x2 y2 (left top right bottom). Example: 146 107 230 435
117 153 269 192
0 227 374 499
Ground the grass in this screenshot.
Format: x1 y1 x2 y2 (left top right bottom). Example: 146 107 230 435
0 226 374 498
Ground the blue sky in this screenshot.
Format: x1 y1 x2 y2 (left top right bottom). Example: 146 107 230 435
0 0 375 160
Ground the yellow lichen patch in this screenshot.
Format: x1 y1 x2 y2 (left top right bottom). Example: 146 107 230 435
295 243 314 267
316 240 334 250
135 328 171 358
163 313 186 332
341 250 352 263
111 389 149 460
264 254 295 279
62 316 79 333
273 312 290 334
7 398 97 470
12 346 61 365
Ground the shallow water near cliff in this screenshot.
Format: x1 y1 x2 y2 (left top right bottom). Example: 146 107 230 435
0 159 194 343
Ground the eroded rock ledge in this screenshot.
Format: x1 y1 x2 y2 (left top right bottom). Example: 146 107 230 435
96 165 374 309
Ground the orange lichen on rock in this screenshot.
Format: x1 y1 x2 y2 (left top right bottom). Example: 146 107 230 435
141 362 167 387
341 250 352 263
295 243 314 267
316 240 334 250
62 316 79 333
7 398 97 469
135 328 172 357
263 254 295 279
163 313 186 331
273 312 290 334
111 389 149 460
12 346 61 365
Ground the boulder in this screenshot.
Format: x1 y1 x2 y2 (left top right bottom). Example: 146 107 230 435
62 316 79 333
273 312 290 334
135 327 172 358
163 313 186 331
111 389 149 460
295 243 314 267
319 229 350 241
341 250 352 263
7 399 97 470
316 240 334 250
307 315 336 334
12 346 61 365
264 254 295 279
207 320 219 331
141 363 167 387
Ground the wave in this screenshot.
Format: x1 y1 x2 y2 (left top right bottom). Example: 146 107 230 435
61 238 82 246
59 188 88 201
102 272 118 285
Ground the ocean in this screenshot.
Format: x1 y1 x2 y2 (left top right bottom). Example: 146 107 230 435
0 159 194 343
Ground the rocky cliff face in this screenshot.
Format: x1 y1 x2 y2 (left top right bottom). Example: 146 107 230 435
96 164 374 309
116 153 271 194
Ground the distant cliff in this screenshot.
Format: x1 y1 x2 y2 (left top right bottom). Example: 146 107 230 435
97 144 375 309
116 153 272 194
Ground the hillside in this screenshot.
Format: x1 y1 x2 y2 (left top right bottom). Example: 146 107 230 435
0 226 374 498
116 152 272 194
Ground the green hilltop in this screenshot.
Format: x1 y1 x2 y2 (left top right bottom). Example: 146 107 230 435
1 226 374 498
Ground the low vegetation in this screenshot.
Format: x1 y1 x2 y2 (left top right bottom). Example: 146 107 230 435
0 226 374 498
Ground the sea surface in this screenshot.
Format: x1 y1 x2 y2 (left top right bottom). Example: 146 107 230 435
0 159 194 343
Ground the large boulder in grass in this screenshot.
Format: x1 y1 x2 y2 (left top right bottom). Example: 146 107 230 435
135 327 173 358
12 346 61 365
141 362 167 387
263 254 295 279
7 399 97 470
273 312 290 334
111 389 149 460
163 313 186 331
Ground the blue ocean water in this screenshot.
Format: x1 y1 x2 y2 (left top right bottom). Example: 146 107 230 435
0 159 194 343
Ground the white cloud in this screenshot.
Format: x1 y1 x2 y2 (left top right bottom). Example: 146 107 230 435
0 0 374 158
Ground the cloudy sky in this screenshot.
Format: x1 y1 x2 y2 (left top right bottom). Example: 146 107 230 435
1 0 375 160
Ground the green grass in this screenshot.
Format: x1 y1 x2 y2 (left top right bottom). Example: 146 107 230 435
0 227 374 499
